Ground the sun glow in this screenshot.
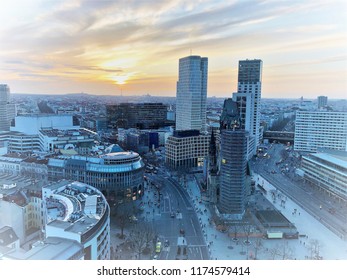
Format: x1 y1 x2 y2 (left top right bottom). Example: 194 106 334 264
108 73 134 85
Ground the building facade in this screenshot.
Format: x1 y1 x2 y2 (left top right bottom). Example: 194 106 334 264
232 59 262 156
176 55 208 132
165 130 209 169
294 110 347 152
106 103 169 130
317 96 328 109
301 150 347 203
218 99 249 219
47 152 145 201
0 84 11 131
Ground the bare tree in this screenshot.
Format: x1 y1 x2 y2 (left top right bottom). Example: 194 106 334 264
113 202 134 239
128 224 147 260
253 238 263 260
230 223 239 241
143 224 156 255
278 241 295 260
242 223 252 245
307 239 323 260
268 245 280 260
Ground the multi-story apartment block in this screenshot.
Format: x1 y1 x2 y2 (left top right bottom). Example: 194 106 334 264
294 110 347 152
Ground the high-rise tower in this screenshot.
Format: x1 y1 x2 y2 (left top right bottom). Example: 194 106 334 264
218 99 249 219
176 55 208 132
317 96 328 109
232 59 262 157
0 84 10 131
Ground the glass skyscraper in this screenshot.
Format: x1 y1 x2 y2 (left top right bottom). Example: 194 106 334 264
0 84 10 131
175 55 208 132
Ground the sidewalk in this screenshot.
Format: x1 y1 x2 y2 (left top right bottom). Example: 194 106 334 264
185 173 347 260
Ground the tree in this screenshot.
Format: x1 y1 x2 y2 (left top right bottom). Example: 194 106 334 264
128 224 148 260
268 241 294 260
307 239 323 260
253 238 263 260
268 246 280 260
112 202 134 239
143 224 157 254
242 223 252 245
230 223 239 241
278 241 295 260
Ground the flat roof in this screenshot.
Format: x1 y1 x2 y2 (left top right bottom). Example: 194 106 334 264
1 237 83 260
306 152 347 169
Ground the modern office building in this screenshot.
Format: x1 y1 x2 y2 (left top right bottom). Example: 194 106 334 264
232 59 262 157
39 128 96 154
43 180 111 260
47 152 145 202
11 114 80 135
218 99 249 219
301 149 347 203
6 114 96 154
0 84 16 131
294 110 347 152
165 130 209 169
175 55 208 132
317 96 328 109
106 103 169 130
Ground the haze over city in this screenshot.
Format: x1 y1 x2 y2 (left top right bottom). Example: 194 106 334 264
0 0 346 99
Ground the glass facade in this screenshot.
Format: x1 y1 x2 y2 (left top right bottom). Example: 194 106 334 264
48 152 144 202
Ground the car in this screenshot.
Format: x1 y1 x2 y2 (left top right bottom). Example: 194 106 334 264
170 212 175 218
164 240 170 247
179 228 185 235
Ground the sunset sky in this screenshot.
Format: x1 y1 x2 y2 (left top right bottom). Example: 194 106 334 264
0 0 346 99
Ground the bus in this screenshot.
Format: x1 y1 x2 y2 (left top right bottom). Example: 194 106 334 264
155 242 162 253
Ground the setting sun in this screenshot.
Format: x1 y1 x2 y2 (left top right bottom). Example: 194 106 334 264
109 73 134 85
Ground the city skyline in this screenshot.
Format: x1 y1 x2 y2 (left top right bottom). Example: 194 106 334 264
0 0 346 99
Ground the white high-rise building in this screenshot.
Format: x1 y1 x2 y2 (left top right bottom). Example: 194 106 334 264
175 55 208 132
0 84 10 131
232 59 262 157
294 110 347 152
317 96 328 109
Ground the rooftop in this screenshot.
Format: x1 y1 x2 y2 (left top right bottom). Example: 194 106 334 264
0 237 83 260
44 180 108 236
305 150 347 169
39 128 96 138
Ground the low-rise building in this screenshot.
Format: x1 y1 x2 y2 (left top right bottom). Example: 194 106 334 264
43 180 111 260
301 149 347 203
